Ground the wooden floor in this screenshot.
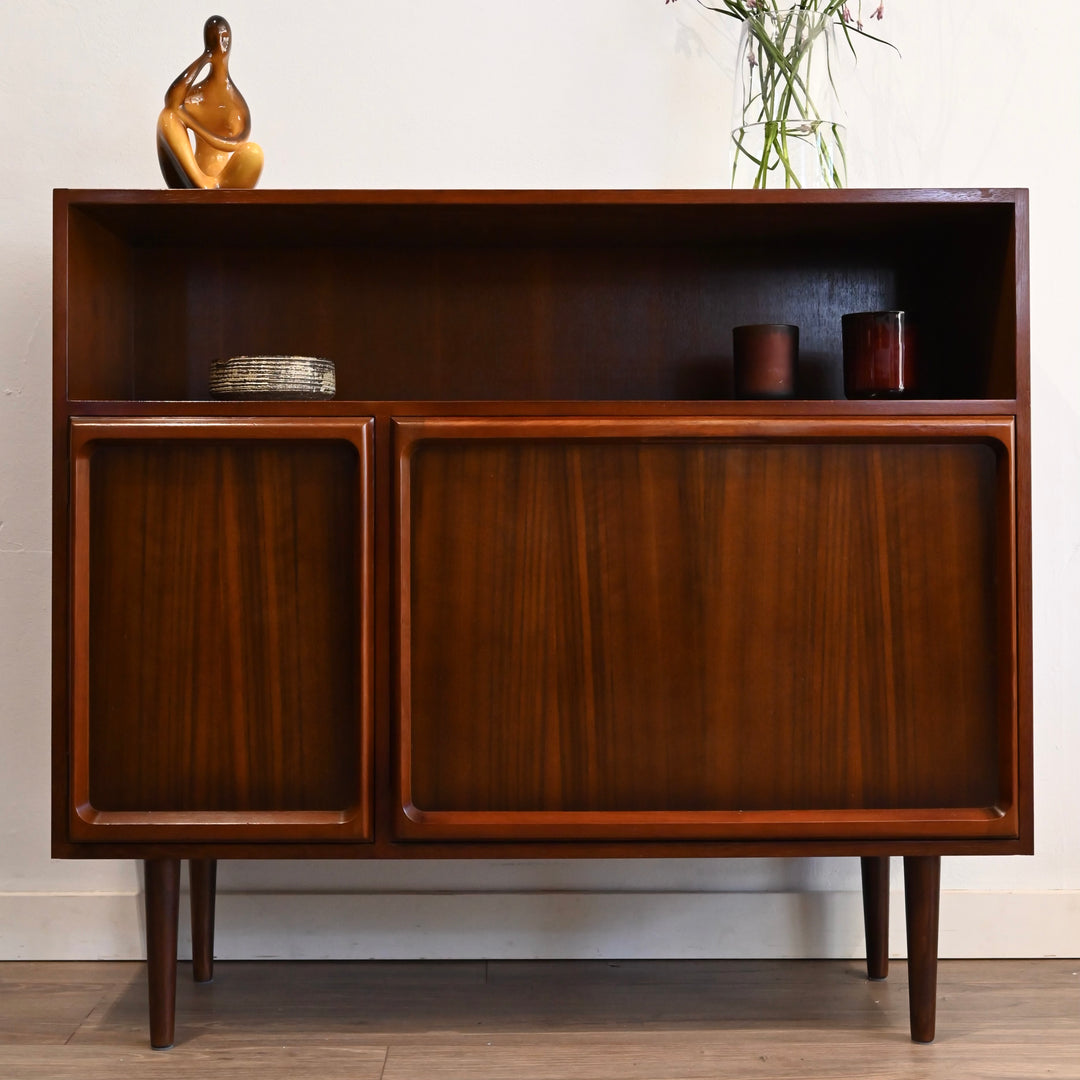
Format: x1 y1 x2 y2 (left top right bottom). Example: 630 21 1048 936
1 959 1078 1078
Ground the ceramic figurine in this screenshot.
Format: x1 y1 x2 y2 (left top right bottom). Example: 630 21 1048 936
156 15 263 189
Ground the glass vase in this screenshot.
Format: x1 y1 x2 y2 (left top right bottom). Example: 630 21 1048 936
731 5 848 189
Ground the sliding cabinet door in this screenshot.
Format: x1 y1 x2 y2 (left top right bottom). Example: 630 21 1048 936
394 416 1017 843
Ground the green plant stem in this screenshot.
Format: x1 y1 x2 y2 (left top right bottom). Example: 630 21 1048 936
678 0 890 188
731 7 843 188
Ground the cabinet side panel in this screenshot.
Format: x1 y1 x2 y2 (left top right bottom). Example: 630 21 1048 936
66 210 134 400
85 439 359 812
405 437 1002 815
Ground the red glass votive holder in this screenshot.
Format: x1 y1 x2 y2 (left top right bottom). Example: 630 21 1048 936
842 310 919 398
733 324 799 399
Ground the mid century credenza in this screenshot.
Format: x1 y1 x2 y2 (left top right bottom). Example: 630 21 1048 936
52 188 1032 1047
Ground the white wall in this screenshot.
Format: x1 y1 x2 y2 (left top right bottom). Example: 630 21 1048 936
2 0 1078 960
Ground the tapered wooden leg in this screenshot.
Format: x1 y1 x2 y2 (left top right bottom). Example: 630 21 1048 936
144 858 180 1050
860 855 890 980
189 859 218 983
903 855 941 1044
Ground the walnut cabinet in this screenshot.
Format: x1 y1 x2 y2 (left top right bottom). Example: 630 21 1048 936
53 189 1031 1047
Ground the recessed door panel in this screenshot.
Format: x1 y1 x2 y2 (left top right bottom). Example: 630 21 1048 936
70 418 373 842
394 417 1017 841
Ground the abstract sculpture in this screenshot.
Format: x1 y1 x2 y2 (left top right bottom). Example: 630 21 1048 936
156 15 263 189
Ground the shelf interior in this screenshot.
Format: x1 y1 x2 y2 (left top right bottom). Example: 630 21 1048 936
64 197 1020 404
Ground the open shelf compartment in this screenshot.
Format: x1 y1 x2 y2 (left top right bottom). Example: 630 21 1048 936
57 190 1025 404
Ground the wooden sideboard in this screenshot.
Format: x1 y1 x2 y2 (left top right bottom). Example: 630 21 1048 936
52 188 1031 1048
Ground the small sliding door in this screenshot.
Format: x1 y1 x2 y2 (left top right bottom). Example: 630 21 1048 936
69 418 373 843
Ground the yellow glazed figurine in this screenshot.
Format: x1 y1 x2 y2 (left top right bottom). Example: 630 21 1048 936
156 16 263 189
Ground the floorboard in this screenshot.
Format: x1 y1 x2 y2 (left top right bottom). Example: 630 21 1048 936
0 960 1077 1079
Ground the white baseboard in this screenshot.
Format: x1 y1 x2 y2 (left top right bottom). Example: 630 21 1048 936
2 890 1078 960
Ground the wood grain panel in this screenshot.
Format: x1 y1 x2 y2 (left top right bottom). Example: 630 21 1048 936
69 419 373 841
159 243 897 402
396 418 1014 840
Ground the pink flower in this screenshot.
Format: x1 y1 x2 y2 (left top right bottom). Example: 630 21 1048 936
841 5 864 29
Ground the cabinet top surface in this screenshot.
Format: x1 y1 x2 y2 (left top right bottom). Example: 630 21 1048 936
55 187 1027 251
56 187 1026 207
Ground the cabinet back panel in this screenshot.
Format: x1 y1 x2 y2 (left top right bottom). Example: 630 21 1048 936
117 242 1005 402
86 441 360 812
404 437 1004 814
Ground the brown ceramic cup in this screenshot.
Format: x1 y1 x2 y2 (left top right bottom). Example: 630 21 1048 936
842 310 919 398
732 324 799 399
